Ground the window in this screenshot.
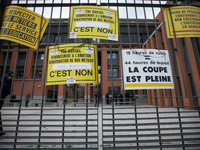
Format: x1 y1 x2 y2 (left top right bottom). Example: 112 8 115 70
0 66 9 77
34 67 42 79
107 52 119 78
107 52 118 66
19 52 26 60
16 68 24 79
41 34 47 43
55 35 61 43
92 38 100 43
3 52 12 64
107 53 118 60
74 38 82 43
33 52 44 79
18 52 26 64
108 68 119 78
107 53 111 59
108 86 120 95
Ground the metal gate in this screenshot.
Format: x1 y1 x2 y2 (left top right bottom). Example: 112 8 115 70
0 0 200 149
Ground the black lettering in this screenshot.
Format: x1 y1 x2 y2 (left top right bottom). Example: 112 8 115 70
50 71 54 77
85 27 89 32
57 71 61 77
146 76 151 82
82 70 87 76
88 70 93 76
74 27 78 32
76 70 81 75
80 27 84 32
126 76 130 82
62 70 67 77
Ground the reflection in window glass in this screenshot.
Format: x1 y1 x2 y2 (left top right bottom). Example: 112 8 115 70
107 53 118 59
108 68 119 78
112 53 118 59
108 69 111 77
41 54 44 60
113 69 119 77
107 53 111 59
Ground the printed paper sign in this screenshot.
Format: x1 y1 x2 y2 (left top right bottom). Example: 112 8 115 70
0 5 49 49
69 6 118 41
122 49 174 90
46 44 98 85
163 6 200 38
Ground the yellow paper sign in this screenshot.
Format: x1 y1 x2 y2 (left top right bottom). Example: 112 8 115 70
46 44 98 85
0 5 49 49
69 6 118 41
163 6 200 38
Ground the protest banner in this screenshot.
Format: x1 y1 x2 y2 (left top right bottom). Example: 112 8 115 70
69 6 118 41
46 44 98 85
0 5 49 49
122 49 174 90
163 6 200 38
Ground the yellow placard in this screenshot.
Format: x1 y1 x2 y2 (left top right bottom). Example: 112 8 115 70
163 6 200 38
46 44 98 85
0 5 49 49
69 6 118 41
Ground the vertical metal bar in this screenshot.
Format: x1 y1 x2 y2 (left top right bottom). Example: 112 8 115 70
191 38 200 76
125 0 132 49
100 42 103 150
9 44 20 101
62 85 67 148
0 42 10 98
39 0 54 148
14 47 29 148
116 0 125 101
58 1 65 148
31 0 46 100
142 0 151 51
166 1 185 149
110 40 115 149
107 1 115 148
86 84 88 148
67 0 72 43
182 38 199 113
160 0 180 105
168 4 188 97
154 89 162 150
150 0 162 148
133 1 140 149
134 0 141 48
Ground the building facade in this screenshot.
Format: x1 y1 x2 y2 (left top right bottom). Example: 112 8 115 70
0 3 199 109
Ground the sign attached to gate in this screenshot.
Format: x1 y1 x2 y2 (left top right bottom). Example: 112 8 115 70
163 6 200 38
46 44 98 85
0 5 49 49
69 6 118 41
122 49 174 90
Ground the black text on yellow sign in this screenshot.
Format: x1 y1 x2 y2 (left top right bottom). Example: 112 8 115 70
69 6 118 41
163 6 200 38
0 5 49 49
45 44 98 85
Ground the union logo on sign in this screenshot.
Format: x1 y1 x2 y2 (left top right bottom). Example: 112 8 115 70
85 47 94 53
69 32 77 38
76 9 83 14
50 49 58 55
106 11 113 16
108 34 118 40
67 77 76 83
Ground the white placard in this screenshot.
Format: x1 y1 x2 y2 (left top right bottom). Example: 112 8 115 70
53 63 91 70
122 49 174 90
